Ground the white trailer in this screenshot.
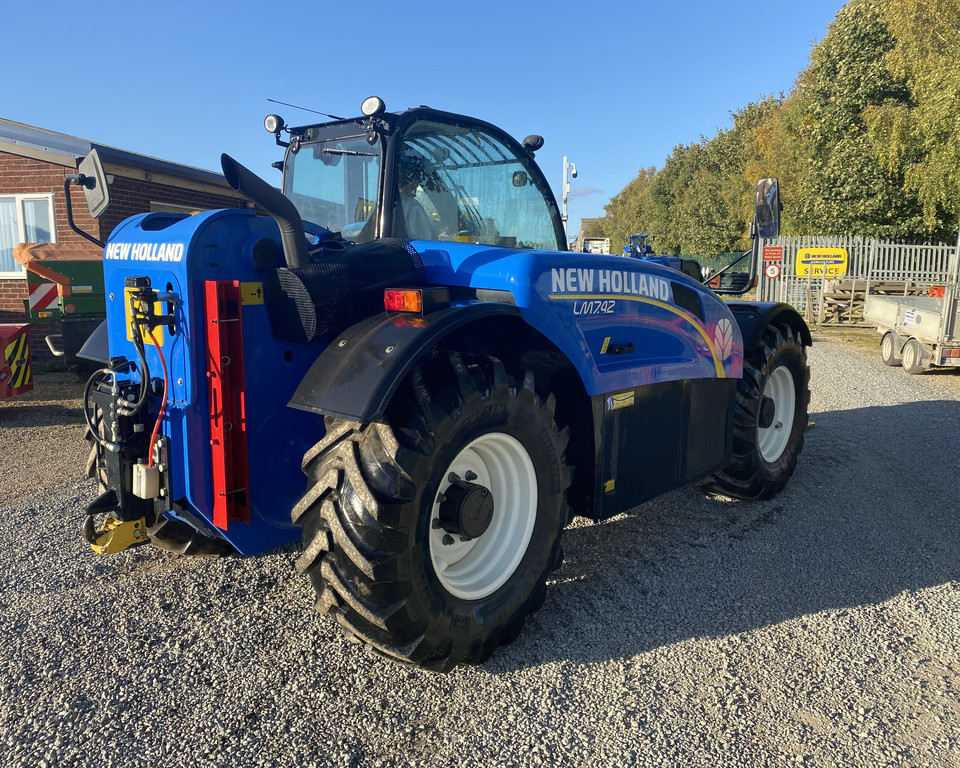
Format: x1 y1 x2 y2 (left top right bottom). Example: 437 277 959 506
582 237 610 255
863 230 960 374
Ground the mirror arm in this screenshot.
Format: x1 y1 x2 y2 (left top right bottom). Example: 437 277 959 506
703 218 759 297
64 175 105 249
703 248 750 285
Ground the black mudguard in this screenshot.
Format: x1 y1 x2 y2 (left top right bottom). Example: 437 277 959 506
288 303 522 423
727 302 812 351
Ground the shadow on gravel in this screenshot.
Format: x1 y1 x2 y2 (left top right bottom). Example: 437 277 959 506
0 404 85 428
487 399 960 672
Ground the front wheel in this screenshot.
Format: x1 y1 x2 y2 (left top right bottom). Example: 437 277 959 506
699 322 810 500
293 352 571 671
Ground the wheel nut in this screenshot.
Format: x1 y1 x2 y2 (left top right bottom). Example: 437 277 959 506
442 534 455 546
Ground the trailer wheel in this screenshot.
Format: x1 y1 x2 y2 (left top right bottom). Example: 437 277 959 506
698 322 809 500
901 338 926 375
880 332 902 366
293 353 571 671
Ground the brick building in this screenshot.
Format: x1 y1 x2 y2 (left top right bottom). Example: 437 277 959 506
0 118 253 361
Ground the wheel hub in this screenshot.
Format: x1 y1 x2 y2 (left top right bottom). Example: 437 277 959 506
758 366 796 463
428 432 538 600
758 396 776 429
438 473 495 540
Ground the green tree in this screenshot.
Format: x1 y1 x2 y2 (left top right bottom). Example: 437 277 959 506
865 0 960 239
789 0 923 237
594 0 960 246
595 167 657 255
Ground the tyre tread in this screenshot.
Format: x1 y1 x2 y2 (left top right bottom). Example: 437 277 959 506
294 352 571 670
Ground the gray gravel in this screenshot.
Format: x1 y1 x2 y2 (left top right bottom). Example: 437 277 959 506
1 336 959 768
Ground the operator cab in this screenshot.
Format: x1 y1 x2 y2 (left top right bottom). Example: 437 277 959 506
265 98 567 251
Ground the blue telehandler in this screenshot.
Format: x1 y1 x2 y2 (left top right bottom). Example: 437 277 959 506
73 97 810 670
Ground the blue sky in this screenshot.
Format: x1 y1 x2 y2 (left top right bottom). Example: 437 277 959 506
4 0 843 239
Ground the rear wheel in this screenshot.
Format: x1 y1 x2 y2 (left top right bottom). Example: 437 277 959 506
699 322 810 500
880 332 902 366
293 352 571 671
902 338 926 375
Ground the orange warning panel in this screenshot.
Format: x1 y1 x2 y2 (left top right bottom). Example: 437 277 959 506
0 324 33 398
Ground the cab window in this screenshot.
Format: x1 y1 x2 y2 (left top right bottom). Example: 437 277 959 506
394 120 561 250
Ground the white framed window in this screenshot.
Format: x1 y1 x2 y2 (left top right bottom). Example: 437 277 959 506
0 194 56 278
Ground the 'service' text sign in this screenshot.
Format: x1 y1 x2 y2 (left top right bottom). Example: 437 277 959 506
795 247 848 279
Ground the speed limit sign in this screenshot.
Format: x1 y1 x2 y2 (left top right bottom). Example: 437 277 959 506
765 263 781 279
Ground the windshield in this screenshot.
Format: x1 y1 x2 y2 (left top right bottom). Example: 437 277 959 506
283 134 381 242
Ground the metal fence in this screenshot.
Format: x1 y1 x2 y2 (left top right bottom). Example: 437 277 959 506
756 236 957 324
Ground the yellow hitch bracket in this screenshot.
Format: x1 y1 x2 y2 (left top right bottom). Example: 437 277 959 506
87 516 150 555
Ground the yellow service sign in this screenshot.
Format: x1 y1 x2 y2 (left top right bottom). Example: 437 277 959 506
795 248 849 278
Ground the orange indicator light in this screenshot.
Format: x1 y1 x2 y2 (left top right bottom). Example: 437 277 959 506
384 289 422 313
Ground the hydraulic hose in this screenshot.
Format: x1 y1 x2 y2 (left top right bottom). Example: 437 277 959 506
146 327 168 469
116 294 151 418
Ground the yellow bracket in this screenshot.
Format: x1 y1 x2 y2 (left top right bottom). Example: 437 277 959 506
89 517 150 555
124 288 164 346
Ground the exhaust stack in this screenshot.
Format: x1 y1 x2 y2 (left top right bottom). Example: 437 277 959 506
220 153 308 269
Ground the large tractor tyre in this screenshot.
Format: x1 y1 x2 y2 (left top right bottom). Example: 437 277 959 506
698 322 810 501
880 332 902 366
293 352 572 671
84 408 235 558
901 338 927 375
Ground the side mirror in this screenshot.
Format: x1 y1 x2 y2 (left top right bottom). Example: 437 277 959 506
755 177 780 239
77 149 111 218
512 171 528 187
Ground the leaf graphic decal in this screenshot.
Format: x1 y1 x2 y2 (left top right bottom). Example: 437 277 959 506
714 318 733 361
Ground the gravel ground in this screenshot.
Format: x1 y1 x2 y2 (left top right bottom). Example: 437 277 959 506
1 333 959 768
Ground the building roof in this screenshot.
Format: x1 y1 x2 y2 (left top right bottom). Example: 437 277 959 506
0 117 230 188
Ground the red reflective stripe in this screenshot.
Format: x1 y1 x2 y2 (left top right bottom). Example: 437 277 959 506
204 280 250 530
28 283 58 310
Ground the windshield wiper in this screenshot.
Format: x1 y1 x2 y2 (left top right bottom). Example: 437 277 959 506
323 148 376 157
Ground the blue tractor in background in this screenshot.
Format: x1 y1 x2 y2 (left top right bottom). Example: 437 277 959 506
624 233 706 283
624 233 656 258
73 97 810 671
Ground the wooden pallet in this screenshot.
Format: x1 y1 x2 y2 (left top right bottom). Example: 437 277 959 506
813 280 927 324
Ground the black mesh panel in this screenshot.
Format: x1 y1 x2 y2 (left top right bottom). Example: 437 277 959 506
264 238 425 343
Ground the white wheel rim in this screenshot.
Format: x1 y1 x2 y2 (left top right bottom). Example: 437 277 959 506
904 342 916 370
429 433 537 600
758 366 796 463
882 335 892 360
